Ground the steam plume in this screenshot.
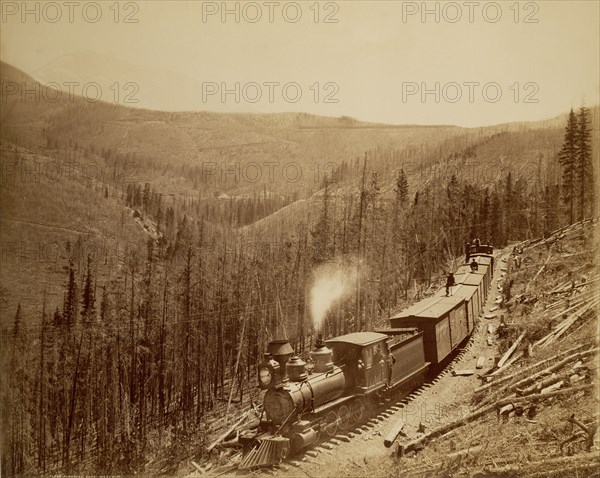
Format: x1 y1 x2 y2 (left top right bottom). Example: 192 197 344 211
310 262 357 330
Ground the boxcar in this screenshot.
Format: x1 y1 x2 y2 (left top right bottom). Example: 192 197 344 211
436 283 480 331
389 295 467 364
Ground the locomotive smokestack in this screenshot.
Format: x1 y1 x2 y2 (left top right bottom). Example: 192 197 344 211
315 333 325 349
266 339 294 383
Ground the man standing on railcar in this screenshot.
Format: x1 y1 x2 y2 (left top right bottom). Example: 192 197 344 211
445 272 455 296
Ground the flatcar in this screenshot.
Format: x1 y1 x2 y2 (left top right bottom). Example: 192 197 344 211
238 243 494 468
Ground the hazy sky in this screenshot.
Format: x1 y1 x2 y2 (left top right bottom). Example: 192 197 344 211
1 0 599 126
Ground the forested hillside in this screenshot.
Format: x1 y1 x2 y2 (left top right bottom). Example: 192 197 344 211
0 59 597 475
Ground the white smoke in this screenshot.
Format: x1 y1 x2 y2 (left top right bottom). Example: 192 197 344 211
310 262 358 330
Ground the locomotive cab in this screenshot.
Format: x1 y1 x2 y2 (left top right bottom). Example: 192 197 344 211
326 332 392 394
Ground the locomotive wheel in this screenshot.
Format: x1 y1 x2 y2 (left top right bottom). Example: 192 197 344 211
322 410 338 437
337 405 351 430
350 398 364 422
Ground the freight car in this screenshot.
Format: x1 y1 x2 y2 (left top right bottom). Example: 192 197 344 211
238 244 494 468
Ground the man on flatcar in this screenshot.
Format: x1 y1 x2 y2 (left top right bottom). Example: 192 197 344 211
445 272 455 296
386 352 396 386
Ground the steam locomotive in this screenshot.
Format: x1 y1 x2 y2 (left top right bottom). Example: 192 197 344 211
238 244 494 467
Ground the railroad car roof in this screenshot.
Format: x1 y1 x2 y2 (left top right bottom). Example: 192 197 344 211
434 282 478 299
326 332 388 346
449 284 480 299
453 273 469 284
390 295 442 320
462 274 485 286
413 295 465 318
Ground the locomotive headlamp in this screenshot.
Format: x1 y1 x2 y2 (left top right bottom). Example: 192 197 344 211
257 358 280 389
259 367 272 385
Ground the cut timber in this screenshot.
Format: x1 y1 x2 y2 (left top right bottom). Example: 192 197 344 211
541 380 564 394
383 420 405 448
207 413 248 452
497 332 526 369
446 445 483 458
541 300 598 348
485 314 497 320
487 324 495 334
526 252 552 292
507 347 599 393
400 385 593 455
453 369 474 376
490 306 499 312
491 351 524 374
487 336 494 346
483 451 600 475
476 357 485 369
517 374 562 396
474 343 593 394
191 461 205 474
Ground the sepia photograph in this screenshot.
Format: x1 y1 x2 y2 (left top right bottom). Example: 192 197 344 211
0 1 599 476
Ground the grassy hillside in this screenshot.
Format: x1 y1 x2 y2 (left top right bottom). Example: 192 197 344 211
0 141 147 325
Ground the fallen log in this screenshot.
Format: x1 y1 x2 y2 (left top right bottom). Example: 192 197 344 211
541 380 564 394
535 296 598 348
206 413 249 452
526 252 553 292
446 444 483 458
384 419 405 448
452 369 475 376
401 385 593 454
482 451 600 476
474 343 592 394
517 373 564 396
488 352 525 378
541 300 598 347
507 347 599 393
497 332 526 369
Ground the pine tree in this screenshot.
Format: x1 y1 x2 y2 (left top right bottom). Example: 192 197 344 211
558 109 578 224
63 260 79 328
504 172 514 239
575 105 593 220
395 169 408 205
80 255 96 324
